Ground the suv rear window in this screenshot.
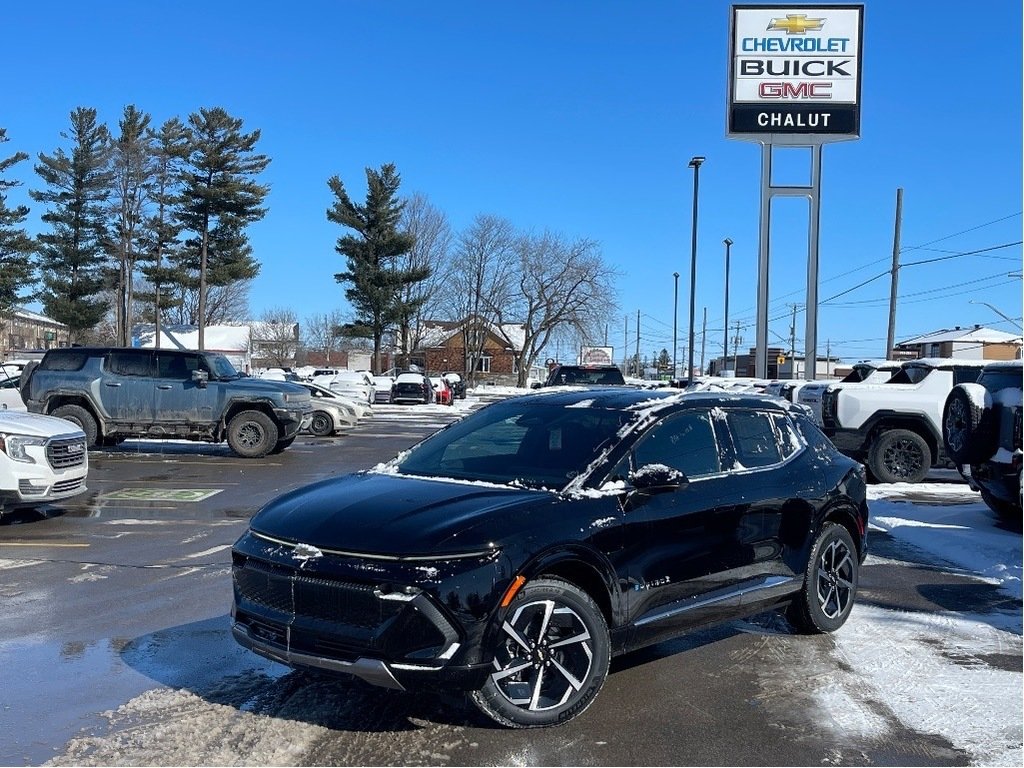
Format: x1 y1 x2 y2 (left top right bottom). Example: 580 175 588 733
546 366 625 386
889 365 933 384
978 368 1020 393
39 350 89 371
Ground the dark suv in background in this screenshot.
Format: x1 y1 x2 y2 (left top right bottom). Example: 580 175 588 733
943 359 1022 520
21 347 311 457
540 364 626 387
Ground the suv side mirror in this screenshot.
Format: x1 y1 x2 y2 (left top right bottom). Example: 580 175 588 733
192 370 209 388
630 464 688 494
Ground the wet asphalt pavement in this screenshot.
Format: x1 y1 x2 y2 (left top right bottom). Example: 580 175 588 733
0 401 1020 766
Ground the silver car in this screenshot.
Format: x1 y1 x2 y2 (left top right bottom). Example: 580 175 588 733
299 383 360 437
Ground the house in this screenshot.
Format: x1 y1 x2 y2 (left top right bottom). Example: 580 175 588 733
895 326 1022 361
411 318 525 383
1 307 70 359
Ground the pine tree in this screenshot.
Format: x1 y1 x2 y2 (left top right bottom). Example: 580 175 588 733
328 163 420 373
31 107 113 341
137 117 189 343
177 107 269 348
109 105 154 345
0 128 35 323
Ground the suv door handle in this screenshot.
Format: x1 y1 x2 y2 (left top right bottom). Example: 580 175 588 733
104 382 121 387
157 384 172 390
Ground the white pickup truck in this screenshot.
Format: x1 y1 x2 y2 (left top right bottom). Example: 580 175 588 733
0 408 89 518
797 360 904 425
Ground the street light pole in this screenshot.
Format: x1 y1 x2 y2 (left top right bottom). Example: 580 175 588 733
687 155 705 382
723 237 732 373
672 272 679 379
969 300 1024 331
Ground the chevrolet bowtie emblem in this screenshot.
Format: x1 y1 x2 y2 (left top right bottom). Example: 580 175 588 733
767 14 825 34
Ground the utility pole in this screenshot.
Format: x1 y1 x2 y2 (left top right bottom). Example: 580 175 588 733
623 314 629 372
789 303 799 379
733 321 742 377
635 309 641 378
886 187 903 359
700 307 707 375
826 338 831 378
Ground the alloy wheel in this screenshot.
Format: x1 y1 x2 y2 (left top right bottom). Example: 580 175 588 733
816 538 854 619
490 599 594 712
883 437 925 480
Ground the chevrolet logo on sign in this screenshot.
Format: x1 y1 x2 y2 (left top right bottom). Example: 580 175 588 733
767 14 825 34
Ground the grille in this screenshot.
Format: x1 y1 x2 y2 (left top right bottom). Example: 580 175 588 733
47 438 87 469
18 479 45 495
52 477 85 494
234 558 392 630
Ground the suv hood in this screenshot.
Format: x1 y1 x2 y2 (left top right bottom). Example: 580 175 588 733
225 378 310 402
250 472 549 556
0 410 86 438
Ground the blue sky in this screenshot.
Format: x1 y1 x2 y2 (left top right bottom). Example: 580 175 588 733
5 0 1022 366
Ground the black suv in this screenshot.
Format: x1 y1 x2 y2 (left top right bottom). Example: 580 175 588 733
943 359 1022 519
21 347 311 457
232 388 868 727
540 364 626 387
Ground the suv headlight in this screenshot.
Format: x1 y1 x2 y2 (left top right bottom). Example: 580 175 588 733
0 433 47 464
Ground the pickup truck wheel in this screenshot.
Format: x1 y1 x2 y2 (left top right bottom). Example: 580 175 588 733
869 428 931 484
227 410 279 458
308 411 334 437
51 404 99 448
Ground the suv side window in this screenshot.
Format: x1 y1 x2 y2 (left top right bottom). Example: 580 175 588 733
724 410 784 469
108 350 153 377
953 367 983 386
632 409 721 478
39 350 88 371
156 353 199 380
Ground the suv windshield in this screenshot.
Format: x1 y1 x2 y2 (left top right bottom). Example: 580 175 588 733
396 401 630 489
206 354 240 380
888 365 934 385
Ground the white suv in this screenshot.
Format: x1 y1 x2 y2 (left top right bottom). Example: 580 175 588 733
798 360 904 425
821 358 988 483
1 409 89 517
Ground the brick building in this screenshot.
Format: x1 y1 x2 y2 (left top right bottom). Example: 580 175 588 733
412 318 525 384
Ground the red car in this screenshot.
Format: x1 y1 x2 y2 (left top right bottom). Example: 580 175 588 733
430 377 453 406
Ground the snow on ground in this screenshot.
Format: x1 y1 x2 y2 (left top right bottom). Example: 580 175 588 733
868 482 1022 599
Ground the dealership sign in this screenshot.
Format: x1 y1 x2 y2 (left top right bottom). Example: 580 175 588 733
728 4 863 138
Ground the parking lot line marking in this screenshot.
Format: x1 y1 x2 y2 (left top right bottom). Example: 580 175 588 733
100 489 224 502
0 542 90 548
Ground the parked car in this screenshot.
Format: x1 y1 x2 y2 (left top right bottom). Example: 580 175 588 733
232 388 868 728
297 382 359 437
443 372 467 400
314 371 376 405
943 359 1022 519
798 360 904 425
392 372 433 404
372 376 395 404
20 347 312 457
821 358 988 483
430 377 453 406
538 364 626 388
1 410 88 519
1 375 25 412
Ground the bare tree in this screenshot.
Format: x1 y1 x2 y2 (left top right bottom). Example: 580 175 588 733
253 307 299 367
488 231 619 387
171 280 250 326
441 215 517 385
395 193 452 364
303 310 347 365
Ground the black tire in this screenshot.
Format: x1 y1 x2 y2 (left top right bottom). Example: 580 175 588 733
50 404 99 447
943 384 994 465
469 578 610 729
269 436 295 455
226 410 279 458
308 411 334 437
869 428 931 484
788 522 859 634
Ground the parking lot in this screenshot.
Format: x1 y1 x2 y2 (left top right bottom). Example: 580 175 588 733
0 394 1020 766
